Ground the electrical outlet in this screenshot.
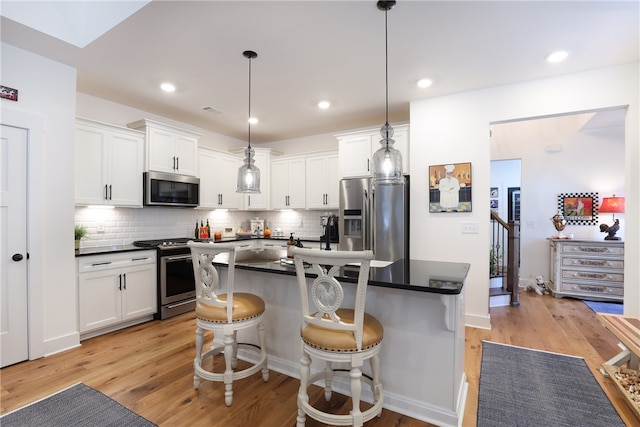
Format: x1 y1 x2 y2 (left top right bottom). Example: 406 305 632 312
461 221 479 234
299 220 304 227
97 223 105 233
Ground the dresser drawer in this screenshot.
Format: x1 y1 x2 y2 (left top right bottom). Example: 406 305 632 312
562 257 624 270
561 244 624 256
561 269 624 283
559 281 624 297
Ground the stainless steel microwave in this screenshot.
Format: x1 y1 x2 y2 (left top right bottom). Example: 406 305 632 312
143 171 200 207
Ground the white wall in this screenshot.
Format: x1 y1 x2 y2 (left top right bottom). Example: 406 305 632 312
491 112 625 282
1 43 78 357
77 92 247 152
410 63 639 329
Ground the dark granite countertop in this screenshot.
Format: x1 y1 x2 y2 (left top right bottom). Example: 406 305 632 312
75 244 153 257
225 257 469 295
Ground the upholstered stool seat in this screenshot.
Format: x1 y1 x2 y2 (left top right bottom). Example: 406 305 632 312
291 247 384 427
188 242 269 406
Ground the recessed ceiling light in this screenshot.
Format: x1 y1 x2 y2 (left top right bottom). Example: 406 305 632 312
545 50 568 64
417 78 433 88
160 82 176 92
248 117 258 125
318 100 331 109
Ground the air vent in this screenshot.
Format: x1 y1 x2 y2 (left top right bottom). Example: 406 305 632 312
201 106 222 114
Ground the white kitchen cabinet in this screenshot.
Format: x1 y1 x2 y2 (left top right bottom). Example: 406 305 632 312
75 118 144 207
77 251 157 338
198 148 240 209
271 157 306 209
240 148 271 210
305 152 339 209
128 119 200 176
336 124 409 178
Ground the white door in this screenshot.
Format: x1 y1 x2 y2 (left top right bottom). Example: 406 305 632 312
0 124 29 367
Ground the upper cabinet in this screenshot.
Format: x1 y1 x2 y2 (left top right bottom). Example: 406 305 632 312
198 148 241 210
271 157 306 209
305 152 339 209
128 119 201 176
336 124 409 179
75 118 144 207
240 148 271 211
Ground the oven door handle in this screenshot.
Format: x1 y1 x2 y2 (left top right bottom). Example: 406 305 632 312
164 254 192 262
167 298 197 309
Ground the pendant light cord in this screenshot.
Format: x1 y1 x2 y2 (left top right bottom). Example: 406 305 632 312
384 6 389 132
247 55 252 150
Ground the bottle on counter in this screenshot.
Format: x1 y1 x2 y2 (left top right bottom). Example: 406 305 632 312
287 232 295 258
199 220 207 239
206 219 211 238
194 221 199 239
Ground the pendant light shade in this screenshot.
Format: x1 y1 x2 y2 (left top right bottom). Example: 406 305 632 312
237 50 261 193
372 0 403 186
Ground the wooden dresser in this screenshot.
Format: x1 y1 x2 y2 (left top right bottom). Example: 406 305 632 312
549 239 624 301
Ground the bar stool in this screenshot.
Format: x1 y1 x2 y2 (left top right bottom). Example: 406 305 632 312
291 247 383 427
188 241 269 406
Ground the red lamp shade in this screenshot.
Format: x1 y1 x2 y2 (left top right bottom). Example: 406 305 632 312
599 196 625 214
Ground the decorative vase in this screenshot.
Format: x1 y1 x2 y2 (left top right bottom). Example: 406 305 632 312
75 240 80 250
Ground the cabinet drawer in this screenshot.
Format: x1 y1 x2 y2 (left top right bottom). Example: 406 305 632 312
561 269 624 283
77 251 156 273
562 257 624 269
559 281 624 297
561 244 624 256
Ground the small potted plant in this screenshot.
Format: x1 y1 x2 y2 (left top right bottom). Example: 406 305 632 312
74 225 87 250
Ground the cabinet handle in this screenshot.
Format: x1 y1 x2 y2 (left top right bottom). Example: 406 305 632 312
118 273 122 291
123 273 126 290
132 257 149 261
367 159 370 172
173 156 176 170
108 185 112 200
104 184 108 200
176 157 179 170
248 195 251 207
91 261 112 266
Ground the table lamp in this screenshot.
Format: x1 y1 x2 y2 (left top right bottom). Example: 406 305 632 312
599 195 625 240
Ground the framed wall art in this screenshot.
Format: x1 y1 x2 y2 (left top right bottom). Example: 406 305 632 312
429 162 472 212
557 192 599 225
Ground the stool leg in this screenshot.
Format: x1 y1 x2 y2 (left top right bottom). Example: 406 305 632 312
350 361 363 427
324 361 333 401
231 331 238 369
297 350 311 427
258 321 269 382
371 353 382 415
193 326 204 389
223 333 234 406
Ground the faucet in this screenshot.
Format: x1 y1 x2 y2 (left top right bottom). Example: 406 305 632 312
324 214 337 251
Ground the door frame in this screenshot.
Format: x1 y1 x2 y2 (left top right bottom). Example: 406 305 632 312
3 108 45 360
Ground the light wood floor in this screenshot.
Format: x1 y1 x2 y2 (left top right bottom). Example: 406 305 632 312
1 291 637 426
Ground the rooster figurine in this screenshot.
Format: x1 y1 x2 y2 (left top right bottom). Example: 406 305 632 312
551 212 568 239
600 219 621 240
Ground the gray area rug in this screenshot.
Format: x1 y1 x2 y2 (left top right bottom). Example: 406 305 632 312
0 383 157 427
477 341 624 427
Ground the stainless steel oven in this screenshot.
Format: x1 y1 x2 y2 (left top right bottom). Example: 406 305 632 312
134 238 203 319
159 251 196 318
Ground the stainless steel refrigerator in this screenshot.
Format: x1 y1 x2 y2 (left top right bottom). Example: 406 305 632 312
338 176 409 261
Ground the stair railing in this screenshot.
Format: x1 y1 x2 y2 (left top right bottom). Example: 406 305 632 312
490 210 521 306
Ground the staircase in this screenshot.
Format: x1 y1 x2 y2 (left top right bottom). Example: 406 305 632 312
490 210 520 307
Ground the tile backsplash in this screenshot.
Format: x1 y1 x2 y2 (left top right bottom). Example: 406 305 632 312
75 207 337 247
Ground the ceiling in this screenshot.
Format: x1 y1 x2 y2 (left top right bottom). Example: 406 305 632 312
1 1 638 143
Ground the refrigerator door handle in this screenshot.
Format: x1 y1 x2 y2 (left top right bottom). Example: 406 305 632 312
370 187 376 255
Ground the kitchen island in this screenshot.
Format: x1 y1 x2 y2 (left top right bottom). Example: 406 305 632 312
215 250 469 427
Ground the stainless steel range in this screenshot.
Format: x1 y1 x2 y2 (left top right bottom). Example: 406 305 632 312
133 238 208 319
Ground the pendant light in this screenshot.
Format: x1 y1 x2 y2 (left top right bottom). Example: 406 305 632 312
237 50 261 193
371 0 403 186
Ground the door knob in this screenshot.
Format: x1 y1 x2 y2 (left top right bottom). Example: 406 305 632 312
12 253 24 261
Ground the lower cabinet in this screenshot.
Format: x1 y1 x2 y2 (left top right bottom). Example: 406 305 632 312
77 250 157 337
549 239 624 301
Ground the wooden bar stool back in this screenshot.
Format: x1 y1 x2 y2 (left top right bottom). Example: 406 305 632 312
188 241 269 406
291 247 383 427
